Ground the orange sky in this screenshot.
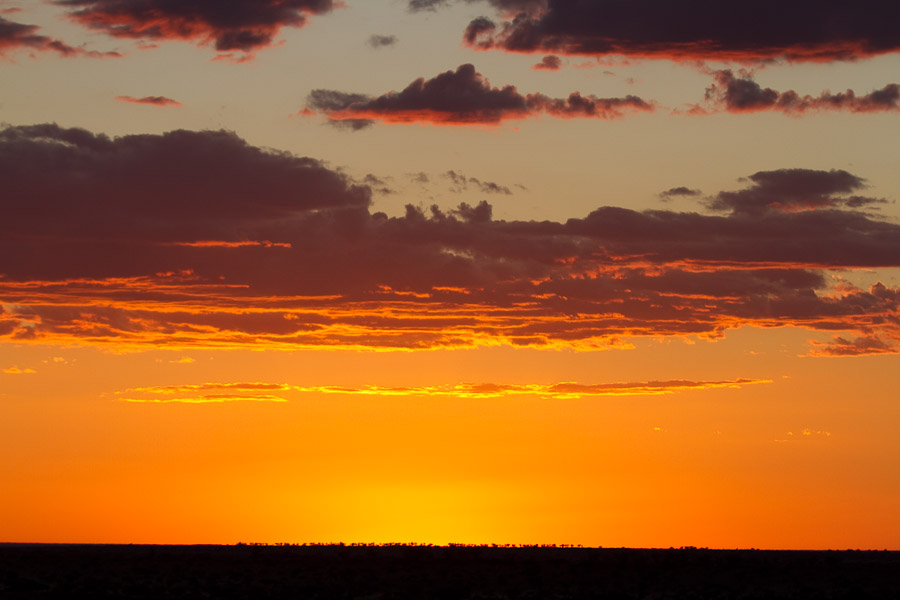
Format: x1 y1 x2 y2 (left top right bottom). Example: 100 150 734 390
1 0 899 549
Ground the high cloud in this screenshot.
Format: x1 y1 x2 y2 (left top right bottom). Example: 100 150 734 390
460 0 900 62
2 124 899 354
698 70 900 115
56 0 333 57
304 63 653 127
0 15 120 58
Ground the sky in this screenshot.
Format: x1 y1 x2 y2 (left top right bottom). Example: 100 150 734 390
1 0 899 549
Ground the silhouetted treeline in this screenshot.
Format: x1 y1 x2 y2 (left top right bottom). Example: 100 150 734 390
1 543 897 599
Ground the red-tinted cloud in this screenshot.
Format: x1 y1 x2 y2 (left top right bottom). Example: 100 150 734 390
305 63 653 127
461 0 900 62
56 0 333 57
697 70 900 115
116 95 182 107
2 124 898 354
0 15 120 58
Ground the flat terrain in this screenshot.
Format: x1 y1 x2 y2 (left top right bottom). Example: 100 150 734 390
1 544 897 599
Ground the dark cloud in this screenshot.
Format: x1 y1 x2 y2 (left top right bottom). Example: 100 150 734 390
306 89 371 111
116 95 182 107
367 34 397 48
701 70 900 114
305 63 653 127
707 168 886 214
0 15 120 57
0 123 369 272
532 55 561 70
55 0 333 56
811 334 897 357
305 90 376 129
659 187 702 200
2 124 898 353
461 0 900 62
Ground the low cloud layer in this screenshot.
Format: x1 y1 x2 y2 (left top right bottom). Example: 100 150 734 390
459 0 900 62
57 0 333 57
2 125 898 355
305 63 653 127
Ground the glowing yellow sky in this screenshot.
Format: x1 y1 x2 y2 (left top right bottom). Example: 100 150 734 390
1 0 899 549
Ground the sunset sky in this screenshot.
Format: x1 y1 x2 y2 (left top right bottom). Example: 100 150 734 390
1 0 899 550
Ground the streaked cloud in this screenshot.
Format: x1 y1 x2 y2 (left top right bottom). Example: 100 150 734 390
120 382 291 403
2 366 37 375
120 378 770 403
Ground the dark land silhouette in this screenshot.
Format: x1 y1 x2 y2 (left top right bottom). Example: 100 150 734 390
1 543 898 599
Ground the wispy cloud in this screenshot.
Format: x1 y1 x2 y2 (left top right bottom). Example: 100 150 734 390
120 378 770 403
120 382 293 403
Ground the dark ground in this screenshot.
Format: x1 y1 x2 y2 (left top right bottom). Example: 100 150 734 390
1 543 898 599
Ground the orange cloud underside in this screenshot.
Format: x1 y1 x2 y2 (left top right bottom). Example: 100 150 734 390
1 272 896 352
